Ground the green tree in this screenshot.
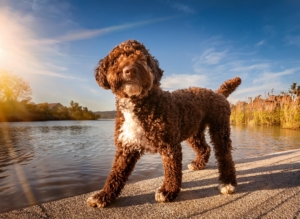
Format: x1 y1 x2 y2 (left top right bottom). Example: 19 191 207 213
69 101 83 120
69 101 99 120
0 70 32 103
36 103 52 120
51 106 70 120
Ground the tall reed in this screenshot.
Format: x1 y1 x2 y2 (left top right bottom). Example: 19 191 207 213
231 93 300 129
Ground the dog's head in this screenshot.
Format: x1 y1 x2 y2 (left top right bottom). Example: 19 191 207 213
95 40 164 99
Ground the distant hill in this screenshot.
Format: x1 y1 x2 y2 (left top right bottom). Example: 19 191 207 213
94 110 116 119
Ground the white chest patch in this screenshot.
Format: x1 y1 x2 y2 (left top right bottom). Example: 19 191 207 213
118 98 156 153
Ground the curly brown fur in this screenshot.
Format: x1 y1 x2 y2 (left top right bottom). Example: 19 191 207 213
89 40 241 208
216 77 242 98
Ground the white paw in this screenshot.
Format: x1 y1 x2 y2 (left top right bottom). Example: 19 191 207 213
188 162 205 171
87 194 107 208
155 189 167 202
188 163 196 171
218 184 236 194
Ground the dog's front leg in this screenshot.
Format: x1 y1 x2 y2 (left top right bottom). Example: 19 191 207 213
87 149 141 208
155 145 182 202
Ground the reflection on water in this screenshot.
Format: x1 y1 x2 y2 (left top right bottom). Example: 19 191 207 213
0 125 34 169
231 125 300 159
0 121 299 213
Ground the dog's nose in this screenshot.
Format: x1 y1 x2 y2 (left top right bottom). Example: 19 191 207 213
123 66 137 78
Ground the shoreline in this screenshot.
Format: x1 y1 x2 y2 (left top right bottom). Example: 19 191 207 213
1 149 300 218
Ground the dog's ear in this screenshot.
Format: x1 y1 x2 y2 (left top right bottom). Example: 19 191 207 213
95 57 111 90
147 55 164 86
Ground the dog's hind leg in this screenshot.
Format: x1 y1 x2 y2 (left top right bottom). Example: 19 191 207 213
87 149 141 208
186 125 211 171
209 119 237 194
155 145 182 202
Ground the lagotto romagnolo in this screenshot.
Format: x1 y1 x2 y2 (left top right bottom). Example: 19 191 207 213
87 40 241 208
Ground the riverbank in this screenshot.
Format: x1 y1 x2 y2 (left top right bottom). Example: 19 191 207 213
1 149 300 218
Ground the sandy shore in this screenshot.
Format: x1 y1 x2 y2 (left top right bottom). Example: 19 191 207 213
1 149 300 219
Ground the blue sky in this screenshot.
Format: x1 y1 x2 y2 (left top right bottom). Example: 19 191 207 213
0 0 299 111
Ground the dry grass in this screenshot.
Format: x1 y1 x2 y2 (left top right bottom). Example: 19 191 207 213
231 93 300 129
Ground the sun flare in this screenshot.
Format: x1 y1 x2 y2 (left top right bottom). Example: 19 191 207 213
0 48 4 57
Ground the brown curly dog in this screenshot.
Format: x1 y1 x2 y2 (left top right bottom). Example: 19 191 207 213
87 40 241 208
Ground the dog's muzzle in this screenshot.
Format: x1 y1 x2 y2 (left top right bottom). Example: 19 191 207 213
123 65 138 80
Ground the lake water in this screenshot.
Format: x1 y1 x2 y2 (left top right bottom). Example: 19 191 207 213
0 120 300 213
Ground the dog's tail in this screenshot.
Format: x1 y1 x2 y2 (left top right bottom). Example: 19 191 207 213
216 77 242 98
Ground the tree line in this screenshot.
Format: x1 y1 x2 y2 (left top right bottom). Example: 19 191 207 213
0 70 100 122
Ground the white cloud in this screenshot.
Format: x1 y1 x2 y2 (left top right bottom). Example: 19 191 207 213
189 35 300 104
60 16 177 41
196 48 228 65
172 3 195 14
161 74 208 90
255 40 265 47
228 67 300 103
253 68 299 84
191 48 229 77
29 16 179 45
285 35 300 48
231 63 269 72
230 81 287 103
234 83 278 95
20 0 73 21
200 35 232 47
